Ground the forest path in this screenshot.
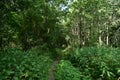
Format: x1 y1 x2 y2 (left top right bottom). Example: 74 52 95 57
49 58 60 80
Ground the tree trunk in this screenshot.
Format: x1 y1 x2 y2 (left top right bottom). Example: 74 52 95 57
106 26 109 46
98 16 102 46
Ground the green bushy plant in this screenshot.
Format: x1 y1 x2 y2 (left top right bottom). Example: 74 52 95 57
1 47 120 80
54 60 81 80
0 48 52 80
67 47 120 80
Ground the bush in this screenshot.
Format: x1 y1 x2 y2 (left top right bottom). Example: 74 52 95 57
1 47 120 80
54 60 81 80
0 48 52 80
68 47 120 80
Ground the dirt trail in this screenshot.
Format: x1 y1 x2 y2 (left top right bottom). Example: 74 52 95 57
49 59 60 80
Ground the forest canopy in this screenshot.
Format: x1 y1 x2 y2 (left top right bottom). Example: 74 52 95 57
0 0 120 50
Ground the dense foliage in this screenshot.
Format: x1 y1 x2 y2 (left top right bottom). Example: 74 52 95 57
54 60 81 80
0 0 120 80
0 47 120 80
0 0 120 50
67 47 120 80
0 48 52 80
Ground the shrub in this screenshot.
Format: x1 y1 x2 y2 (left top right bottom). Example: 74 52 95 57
54 60 81 80
68 47 120 80
0 48 52 80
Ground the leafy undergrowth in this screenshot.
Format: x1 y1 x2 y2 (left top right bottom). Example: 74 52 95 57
67 47 120 80
0 48 52 80
54 60 81 80
0 48 81 80
0 47 120 80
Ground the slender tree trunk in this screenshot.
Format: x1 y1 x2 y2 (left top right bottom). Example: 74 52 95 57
99 30 102 46
98 16 102 46
79 8 83 47
106 25 109 46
